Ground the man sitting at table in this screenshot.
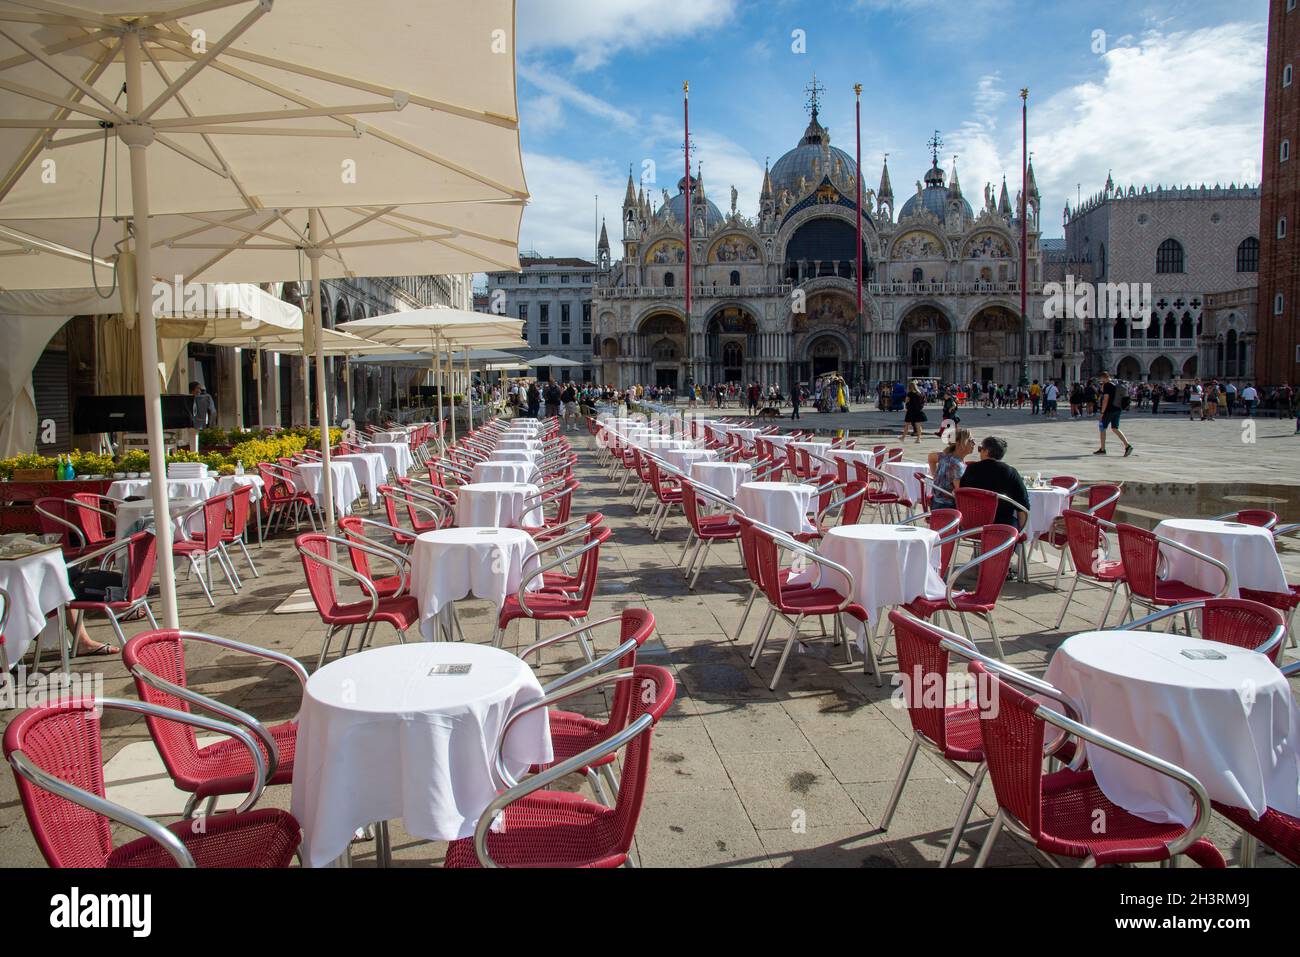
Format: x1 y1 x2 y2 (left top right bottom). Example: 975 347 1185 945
957 436 1029 529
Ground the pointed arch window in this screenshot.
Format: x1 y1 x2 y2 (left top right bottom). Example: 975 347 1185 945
1156 238 1184 274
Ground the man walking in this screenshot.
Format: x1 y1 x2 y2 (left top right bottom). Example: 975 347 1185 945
1241 382 1258 417
189 380 216 452
1094 371 1133 457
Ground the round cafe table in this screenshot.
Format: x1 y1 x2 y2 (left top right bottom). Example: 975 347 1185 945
106 476 216 503
1155 518 1288 599
1045 630 1300 826
495 438 542 452
824 448 880 481
793 524 947 629
363 441 414 478
332 452 387 505
883 461 927 505
734 481 817 535
290 642 553 867
0 544 73 667
454 482 543 529
661 448 717 474
1024 485 1072 543
690 461 752 499
408 527 541 638
488 448 543 467
471 460 539 485
293 461 361 516
114 496 202 542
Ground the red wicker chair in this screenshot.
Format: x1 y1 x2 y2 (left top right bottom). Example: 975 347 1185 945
966 659 1226 868
444 664 676 867
1054 509 1127 630
4 697 300 867
1115 523 1232 622
517 608 656 804
66 531 159 648
123 628 307 818
491 525 612 651
1124 598 1286 663
904 524 1019 658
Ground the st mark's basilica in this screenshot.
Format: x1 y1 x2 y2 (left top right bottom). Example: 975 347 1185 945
592 82 1080 392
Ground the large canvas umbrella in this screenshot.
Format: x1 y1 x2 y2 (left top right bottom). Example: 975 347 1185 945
0 0 526 627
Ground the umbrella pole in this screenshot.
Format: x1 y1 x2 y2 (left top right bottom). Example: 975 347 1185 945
122 32 180 630
447 337 457 446
307 210 336 535
345 354 354 430
465 349 473 432
254 349 263 430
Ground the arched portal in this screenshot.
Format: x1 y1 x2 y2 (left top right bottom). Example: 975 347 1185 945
968 306 1022 384
898 305 953 381
1149 355 1175 382
705 306 758 385
638 313 686 390
1117 355 1142 381
807 334 848 379
783 217 872 283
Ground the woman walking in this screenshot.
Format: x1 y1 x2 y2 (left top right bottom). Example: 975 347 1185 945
900 380 927 443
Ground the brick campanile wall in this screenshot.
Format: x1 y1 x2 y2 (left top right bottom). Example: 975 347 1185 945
1260 0 1300 387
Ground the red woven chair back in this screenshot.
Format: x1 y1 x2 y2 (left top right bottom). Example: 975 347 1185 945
928 508 961 576
971 661 1046 838
1201 599 1285 661
734 515 765 588
123 531 157 603
954 488 998 532
1050 475 1077 490
3 700 113 867
1061 509 1113 583
968 525 1019 606
841 480 868 525
1235 509 1279 529
296 533 341 618
70 493 110 546
121 630 203 784
336 516 377 582
890 611 958 751
886 448 904 463
647 458 677 501
608 665 677 853
226 484 253 538
594 610 656 752
1087 483 1122 522
1115 523 1160 601
680 480 706 534
914 472 932 510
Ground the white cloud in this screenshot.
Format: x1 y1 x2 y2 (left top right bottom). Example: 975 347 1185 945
1032 23 1266 219
518 63 636 129
517 152 627 259
518 0 739 70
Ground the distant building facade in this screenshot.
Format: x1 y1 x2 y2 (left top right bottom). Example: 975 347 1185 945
1258 0 1300 386
591 85 1062 391
1059 178 1260 382
485 256 596 382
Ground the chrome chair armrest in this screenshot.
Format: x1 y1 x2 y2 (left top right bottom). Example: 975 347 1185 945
540 637 639 696
1283 661 1300 678
32 505 86 549
1040 706 1214 857
520 614 623 664
515 533 602 617
1155 533 1234 598
898 510 962 538
65 536 131 571
300 542 380 619
777 539 855 613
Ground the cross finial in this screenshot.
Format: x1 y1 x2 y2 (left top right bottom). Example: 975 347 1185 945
927 130 944 167
805 73 825 117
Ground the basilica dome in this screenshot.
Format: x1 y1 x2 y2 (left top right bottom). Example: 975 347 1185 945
660 174 725 230
768 110 864 201
900 163 973 221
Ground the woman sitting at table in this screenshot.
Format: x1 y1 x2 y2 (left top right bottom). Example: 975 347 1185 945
927 428 973 510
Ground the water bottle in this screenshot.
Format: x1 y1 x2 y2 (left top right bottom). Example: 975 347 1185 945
235 460 245 477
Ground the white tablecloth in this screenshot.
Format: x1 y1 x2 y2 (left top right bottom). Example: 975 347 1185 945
790 441 832 459
290 642 552 867
333 453 387 505
114 497 202 542
661 448 717 474
1045 630 1300 826
793 524 947 630
371 429 410 444
495 438 542 452
409 527 541 631
823 448 881 480
735 481 816 535
1155 518 1288 598
214 474 264 505
106 476 216 503
690 462 752 499
364 442 414 479
454 483 543 529
0 546 73 667
471 461 539 485
761 433 798 448
488 449 543 466
1024 485 1072 542
883 461 927 505
292 461 361 516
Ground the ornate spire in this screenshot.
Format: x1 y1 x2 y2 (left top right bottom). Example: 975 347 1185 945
694 163 705 200
998 177 1012 216
598 217 609 252
801 73 829 146
1026 157 1039 198
878 155 893 201
761 158 773 201
623 165 637 206
948 156 962 197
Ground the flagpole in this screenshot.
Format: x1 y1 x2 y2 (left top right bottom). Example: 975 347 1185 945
683 80 692 403
855 83 865 399
1020 87 1030 388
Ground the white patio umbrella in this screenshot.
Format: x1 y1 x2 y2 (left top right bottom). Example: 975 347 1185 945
530 354 584 368
0 0 526 627
338 308 524 444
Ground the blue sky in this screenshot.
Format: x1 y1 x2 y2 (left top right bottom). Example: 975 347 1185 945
512 0 1270 259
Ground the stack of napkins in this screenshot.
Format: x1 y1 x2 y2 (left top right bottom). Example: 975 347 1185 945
167 462 208 479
